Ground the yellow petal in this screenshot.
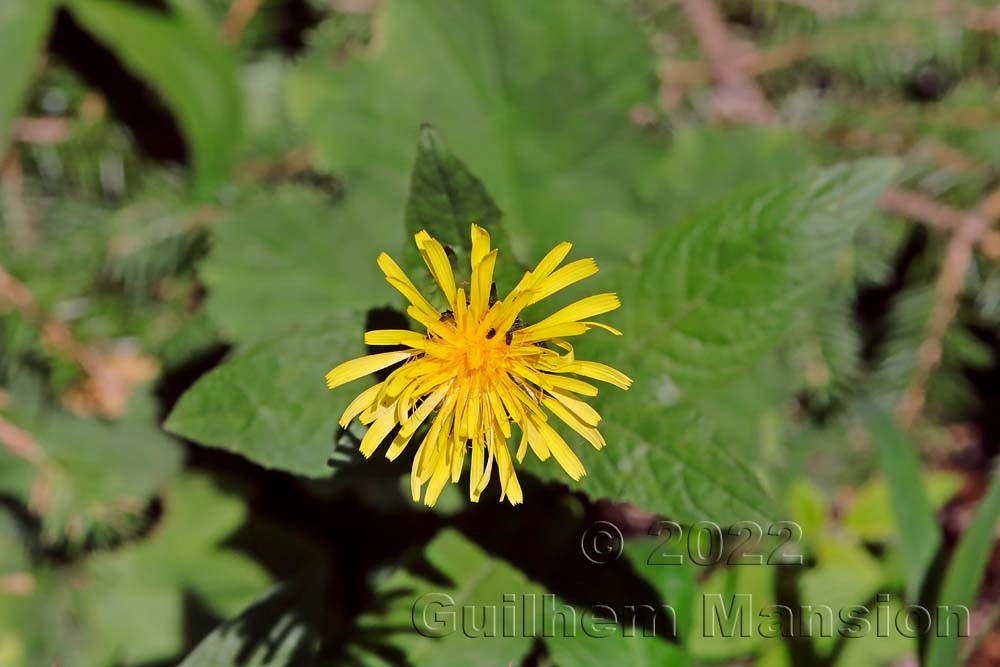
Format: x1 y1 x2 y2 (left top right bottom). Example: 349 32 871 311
378 252 439 320
325 351 412 390
524 293 620 331
364 329 427 348
547 388 602 426
535 418 586 480
339 382 383 427
415 231 457 308
470 248 498 317
424 457 452 506
359 403 400 457
560 360 633 389
470 224 492 269
539 373 599 397
542 395 606 450
517 241 572 291
529 258 598 304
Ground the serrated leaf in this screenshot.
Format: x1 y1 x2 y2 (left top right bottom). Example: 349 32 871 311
289 0 661 264
530 162 895 521
529 401 780 524
201 187 390 343
615 159 898 397
403 125 522 293
0 0 56 152
65 0 241 194
166 315 364 477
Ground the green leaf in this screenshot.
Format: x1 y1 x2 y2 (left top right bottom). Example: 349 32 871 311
544 540 694 667
404 125 521 293
1 474 271 667
529 401 781 524
865 409 941 602
840 471 961 543
0 0 56 151
350 529 541 666
925 469 1000 667
799 538 886 656
0 393 182 546
615 158 898 397
530 162 895 521
84 474 271 664
288 0 662 264
65 0 241 194
178 577 323 667
690 562 779 661
201 187 390 343
166 315 364 477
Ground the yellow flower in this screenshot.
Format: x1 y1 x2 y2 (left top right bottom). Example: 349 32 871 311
325 225 631 506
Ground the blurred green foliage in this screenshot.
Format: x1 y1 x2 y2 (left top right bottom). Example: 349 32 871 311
1 1 999 666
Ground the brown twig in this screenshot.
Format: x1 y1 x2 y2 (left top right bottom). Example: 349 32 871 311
11 117 71 145
220 0 262 43
898 189 998 425
679 0 778 125
0 415 43 462
0 264 159 419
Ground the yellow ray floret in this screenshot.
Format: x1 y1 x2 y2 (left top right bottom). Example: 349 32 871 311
325 224 632 506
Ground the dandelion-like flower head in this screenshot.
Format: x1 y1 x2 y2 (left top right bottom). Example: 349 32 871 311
326 225 631 506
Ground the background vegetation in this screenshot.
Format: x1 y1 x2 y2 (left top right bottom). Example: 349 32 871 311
1 1 999 666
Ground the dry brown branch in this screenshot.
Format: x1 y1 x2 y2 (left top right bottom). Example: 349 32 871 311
0 264 159 419
897 210 989 425
220 0 262 43
11 117 71 144
0 415 43 462
674 0 1000 426
1 154 36 252
679 0 778 125
896 177 1000 425
879 186 965 231
0 572 36 596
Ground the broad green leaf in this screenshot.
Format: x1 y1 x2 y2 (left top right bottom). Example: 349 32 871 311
799 538 885 656
84 474 271 664
166 315 365 477
201 187 389 343
350 529 541 666
0 393 182 546
925 469 1000 667
288 0 662 264
833 598 916 667
0 0 56 151
545 540 694 667
615 159 898 397
65 0 241 194
866 409 941 601
690 562 779 661
528 160 895 522
178 577 323 667
403 125 522 293
644 126 816 227
530 401 781 524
